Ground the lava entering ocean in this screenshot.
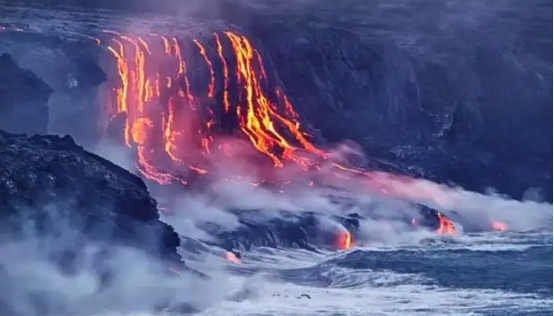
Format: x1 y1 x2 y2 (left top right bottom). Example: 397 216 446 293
99 29 460 235
0 23 514 240
101 32 447 198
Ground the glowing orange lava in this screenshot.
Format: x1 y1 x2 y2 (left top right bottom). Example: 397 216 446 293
225 251 241 264
99 30 460 234
491 221 508 231
337 230 354 250
435 212 456 235
103 31 332 183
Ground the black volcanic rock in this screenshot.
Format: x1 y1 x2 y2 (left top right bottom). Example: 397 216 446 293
0 53 52 135
0 129 182 265
0 129 192 315
194 205 447 253
62 43 107 90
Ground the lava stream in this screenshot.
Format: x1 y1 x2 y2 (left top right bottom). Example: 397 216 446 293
101 30 457 234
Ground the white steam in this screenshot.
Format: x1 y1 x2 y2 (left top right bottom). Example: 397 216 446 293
0 203 233 316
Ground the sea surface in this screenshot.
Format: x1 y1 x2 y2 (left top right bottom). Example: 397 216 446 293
191 229 553 316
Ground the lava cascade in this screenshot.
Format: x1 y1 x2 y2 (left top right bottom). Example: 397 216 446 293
102 30 331 185
99 29 460 235
0 24 462 235
434 212 456 235
101 31 449 201
336 230 354 250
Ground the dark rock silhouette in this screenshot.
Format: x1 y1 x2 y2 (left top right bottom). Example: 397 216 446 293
0 31 108 147
0 53 52 135
0 130 197 315
0 130 182 264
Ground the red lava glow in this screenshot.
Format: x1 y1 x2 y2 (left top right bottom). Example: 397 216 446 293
103 31 331 183
225 251 241 264
99 30 452 206
0 25 467 236
434 212 457 235
336 230 354 250
98 30 464 236
491 221 508 231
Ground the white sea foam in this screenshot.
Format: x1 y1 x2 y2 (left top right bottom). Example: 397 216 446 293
192 272 551 316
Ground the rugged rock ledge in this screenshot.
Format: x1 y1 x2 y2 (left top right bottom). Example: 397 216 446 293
0 129 189 315
0 129 182 264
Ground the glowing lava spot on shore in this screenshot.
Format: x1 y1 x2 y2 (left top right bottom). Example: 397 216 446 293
336 230 354 250
491 221 508 231
435 212 457 235
225 251 241 264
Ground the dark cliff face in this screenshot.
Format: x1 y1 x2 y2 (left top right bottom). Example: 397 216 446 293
219 0 552 200
0 53 52 135
0 32 108 146
0 130 190 315
0 130 181 264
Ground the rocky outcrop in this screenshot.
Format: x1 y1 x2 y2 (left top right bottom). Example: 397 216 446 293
0 129 182 264
0 130 190 315
48 41 108 147
0 53 52 135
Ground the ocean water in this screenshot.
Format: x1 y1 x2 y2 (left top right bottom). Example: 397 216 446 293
193 229 552 316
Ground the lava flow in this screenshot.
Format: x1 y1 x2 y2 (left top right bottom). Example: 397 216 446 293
491 221 508 231
336 230 354 250
100 29 458 235
103 30 330 185
434 212 456 235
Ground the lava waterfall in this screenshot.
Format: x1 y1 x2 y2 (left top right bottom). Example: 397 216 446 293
99 30 449 208
101 30 328 185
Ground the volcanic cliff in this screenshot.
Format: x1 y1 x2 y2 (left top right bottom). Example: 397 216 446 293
0 0 550 201
0 129 192 315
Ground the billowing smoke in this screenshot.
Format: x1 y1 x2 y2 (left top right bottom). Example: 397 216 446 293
0 202 234 315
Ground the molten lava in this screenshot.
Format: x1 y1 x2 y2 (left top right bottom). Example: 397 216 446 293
225 251 241 264
491 221 508 231
336 230 354 250
103 30 331 184
100 30 451 205
98 29 462 236
434 212 456 235
99 30 465 237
